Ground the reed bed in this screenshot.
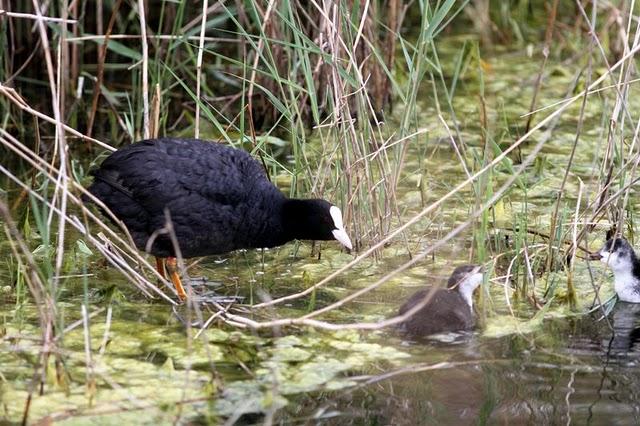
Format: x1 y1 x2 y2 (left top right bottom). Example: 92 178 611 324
2 0 640 335
2 0 640 422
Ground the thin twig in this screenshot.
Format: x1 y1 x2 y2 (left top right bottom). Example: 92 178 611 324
137 0 150 139
0 9 77 23
0 85 114 151
195 0 208 138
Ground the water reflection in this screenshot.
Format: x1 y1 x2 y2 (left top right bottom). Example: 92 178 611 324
604 302 640 357
280 309 640 425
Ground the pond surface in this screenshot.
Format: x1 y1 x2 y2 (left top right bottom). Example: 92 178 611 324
2 41 640 424
280 310 640 425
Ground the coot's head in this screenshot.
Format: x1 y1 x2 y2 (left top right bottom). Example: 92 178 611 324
284 199 352 250
447 264 484 308
596 237 637 274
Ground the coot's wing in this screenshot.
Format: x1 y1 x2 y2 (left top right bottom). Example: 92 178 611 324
89 138 273 256
399 288 445 335
399 289 472 336
162 140 280 255
95 139 265 210
399 288 433 315
449 302 476 330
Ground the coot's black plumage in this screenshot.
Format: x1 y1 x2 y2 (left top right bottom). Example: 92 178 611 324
398 265 484 337
87 138 352 299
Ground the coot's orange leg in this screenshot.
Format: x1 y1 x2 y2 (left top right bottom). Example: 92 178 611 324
165 257 187 301
155 257 166 279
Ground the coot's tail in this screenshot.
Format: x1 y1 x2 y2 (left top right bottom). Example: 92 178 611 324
81 169 100 205
86 168 135 199
82 168 140 230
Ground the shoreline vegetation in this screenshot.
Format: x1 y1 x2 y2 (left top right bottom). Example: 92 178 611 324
1 0 640 423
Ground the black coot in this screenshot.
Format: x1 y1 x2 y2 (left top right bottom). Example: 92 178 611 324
87 138 352 299
398 265 484 337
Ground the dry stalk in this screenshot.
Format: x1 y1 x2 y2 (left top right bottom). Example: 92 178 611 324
0 84 115 151
138 0 150 139
521 77 640 118
565 2 640 250
0 9 76 23
439 114 471 180
246 0 278 114
98 306 113 357
501 244 547 317
150 83 161 138
194 0 209 138
66 34 235 43
0 129 179 301
30 0 70 295
309 0 399 248
524 0 559 134
573 2 639 127
1 161 174 301
0 125 175 303
182 2 222 33
546 23 594 274
87 0 123 139
353 359 506 386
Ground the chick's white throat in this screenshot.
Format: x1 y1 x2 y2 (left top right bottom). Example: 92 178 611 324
458 272 484 309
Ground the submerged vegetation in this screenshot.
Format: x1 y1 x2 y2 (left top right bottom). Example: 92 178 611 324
2 0 640 423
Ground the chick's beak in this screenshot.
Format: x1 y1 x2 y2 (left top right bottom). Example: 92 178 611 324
589 251 603 261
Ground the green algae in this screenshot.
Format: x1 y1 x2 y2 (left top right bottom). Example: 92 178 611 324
0 303 409 423
2 35 639 425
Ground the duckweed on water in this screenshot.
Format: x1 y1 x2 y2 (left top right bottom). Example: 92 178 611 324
5 5 640 423
0 303 409 422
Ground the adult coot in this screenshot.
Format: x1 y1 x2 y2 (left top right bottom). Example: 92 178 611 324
398 265 484 337
87 138 352 300
593 237 640 303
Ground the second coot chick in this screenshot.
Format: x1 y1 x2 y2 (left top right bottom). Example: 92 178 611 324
86 138 352 299
594 237 640 303
398 265 484 337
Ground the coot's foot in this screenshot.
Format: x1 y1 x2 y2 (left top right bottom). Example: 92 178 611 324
155 257 166 279
165 257 187 300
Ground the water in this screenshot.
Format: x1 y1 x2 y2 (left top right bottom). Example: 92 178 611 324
2 42 640 424
277 309 640 424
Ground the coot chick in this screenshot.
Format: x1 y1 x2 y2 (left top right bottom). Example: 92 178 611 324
87 138 352 300
593 237 640 303
398 265 484 337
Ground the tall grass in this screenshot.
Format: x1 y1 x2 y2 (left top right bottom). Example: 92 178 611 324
3 0 640 420
1 1 639 311
0 2 636 309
